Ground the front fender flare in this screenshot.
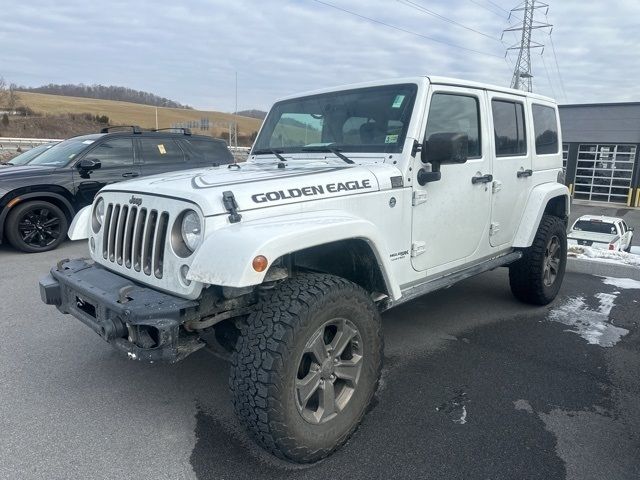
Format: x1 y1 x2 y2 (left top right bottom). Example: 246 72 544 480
187 210 401 300
512 183 570 248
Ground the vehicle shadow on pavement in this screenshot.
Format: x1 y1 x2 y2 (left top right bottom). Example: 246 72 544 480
187 272 639 480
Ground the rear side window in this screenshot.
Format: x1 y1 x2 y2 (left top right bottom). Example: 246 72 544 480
425 93 481 158
492 100 526 156
532 104 559 154
181 138 233 164
138 138 185 164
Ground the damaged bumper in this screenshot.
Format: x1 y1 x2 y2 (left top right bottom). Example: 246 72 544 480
39 259 204 363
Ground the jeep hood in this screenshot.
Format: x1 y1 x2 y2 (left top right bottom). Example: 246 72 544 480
100 161 402 216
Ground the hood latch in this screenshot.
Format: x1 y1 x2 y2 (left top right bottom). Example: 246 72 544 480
222 191 242 224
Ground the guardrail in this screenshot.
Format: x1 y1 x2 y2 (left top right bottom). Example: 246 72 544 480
0 137 63 151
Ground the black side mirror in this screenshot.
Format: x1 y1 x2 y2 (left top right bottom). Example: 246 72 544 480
78 158 101 171
421 132 469 166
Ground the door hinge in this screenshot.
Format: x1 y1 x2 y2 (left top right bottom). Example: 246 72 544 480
412 191 428 206
411 241 426 257
489 222 500 236
492 180 502 193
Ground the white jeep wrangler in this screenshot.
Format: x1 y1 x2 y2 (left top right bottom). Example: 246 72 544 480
40 76 569 463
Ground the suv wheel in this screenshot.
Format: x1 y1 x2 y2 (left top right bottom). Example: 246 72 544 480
230 273 383 463
5 201 68 253
509 214 567 305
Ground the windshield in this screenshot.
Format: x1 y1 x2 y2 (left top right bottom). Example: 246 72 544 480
573 220 618 235
253 83 418 155
7 143 56 165
28 138 96 167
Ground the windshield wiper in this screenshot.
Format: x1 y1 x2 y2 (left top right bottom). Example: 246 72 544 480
252 148 287 164
301 146 354 164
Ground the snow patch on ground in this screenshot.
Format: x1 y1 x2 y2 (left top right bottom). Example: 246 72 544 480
547 295 628 347
601 276 640 289
568 245 640 267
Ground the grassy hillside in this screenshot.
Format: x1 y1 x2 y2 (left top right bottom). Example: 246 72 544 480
16 91 262 144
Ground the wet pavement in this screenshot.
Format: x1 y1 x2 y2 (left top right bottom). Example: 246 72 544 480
1 240 639 479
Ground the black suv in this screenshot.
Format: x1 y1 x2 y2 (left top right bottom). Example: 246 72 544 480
0 126 233 253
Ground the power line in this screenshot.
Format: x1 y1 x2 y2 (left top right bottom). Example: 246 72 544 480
540 52 558 99
398 0 502 42
548 32 568 102
311 0 503 58
468 0 509 18
486 0 511 14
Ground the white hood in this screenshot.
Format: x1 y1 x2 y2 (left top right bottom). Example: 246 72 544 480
101 160 403 216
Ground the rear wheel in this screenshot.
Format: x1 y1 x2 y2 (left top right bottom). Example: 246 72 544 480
5 200 68 253
230 273 383 463
509 214 567 305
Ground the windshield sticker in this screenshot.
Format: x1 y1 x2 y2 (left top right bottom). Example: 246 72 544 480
392 95 405 108
385 134 399 144
157 144 167 154
82 140 94 144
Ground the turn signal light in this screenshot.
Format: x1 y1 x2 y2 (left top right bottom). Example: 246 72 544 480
608 244 615 251
252 255 268 272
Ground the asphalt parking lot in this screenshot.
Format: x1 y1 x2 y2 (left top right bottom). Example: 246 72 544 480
1 240 639 480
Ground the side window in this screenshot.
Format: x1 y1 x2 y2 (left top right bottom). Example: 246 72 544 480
87 138 134 166
425 93 481 157
138 138 185 164
180 138 233 164
622 221 629 233
618 222 625 234
532 104 559 154
492 100 526 156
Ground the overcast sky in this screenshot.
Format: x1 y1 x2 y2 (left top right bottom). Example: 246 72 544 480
1 0 638 111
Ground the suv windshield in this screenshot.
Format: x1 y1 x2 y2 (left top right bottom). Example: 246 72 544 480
253 83 418 155
28 138 96 167
7 143 57 165
573 220 618 235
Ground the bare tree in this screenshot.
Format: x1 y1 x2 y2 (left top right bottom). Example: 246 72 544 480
0 76 6 108
7 83 17 111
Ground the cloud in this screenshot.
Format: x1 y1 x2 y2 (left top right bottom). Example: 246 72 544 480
0 0 638 110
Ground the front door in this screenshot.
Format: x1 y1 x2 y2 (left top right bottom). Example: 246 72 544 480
73 137 139 207
411 86 492 274
487 94 532 246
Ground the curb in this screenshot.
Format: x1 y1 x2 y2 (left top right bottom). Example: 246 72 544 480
566 257 640 280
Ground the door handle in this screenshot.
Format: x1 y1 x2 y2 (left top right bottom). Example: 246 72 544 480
471 173 493 184
122 172 139 178
517 169 533 178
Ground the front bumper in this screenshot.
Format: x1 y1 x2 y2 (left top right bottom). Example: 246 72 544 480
39 259 204 363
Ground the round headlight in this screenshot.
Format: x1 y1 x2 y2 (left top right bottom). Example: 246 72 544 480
181 210 202 252
92 198 105 232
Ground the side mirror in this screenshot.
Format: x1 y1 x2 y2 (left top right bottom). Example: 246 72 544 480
421 132 469 166
628 226 635 232
78 158 101 171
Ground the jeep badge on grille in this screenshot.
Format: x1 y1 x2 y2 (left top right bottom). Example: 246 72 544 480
129 195 142 206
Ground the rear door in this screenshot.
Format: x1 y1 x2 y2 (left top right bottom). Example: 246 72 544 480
411 86 492 273
488 93 532 247
136 137 187 176
73 136 139 206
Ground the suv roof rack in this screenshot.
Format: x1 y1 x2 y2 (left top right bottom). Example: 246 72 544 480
152 127 192 136
100 125 143 134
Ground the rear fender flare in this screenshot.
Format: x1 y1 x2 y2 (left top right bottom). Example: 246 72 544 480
512 183 570 248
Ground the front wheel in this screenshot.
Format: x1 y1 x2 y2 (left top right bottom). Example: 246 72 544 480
509 214 567 305
5 200 68 253
230 273 383 463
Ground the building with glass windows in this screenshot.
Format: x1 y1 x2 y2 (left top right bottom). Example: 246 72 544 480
559 103 640 206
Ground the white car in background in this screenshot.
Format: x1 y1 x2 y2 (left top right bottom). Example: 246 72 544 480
568 215 634 252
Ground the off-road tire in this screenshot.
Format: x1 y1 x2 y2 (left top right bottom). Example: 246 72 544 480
509 214 567 305
230 273 383 463
5 200 68 253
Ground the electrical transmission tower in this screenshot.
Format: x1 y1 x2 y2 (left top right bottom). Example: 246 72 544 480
502 0 552 92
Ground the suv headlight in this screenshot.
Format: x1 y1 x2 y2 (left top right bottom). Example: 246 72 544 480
92 197 105 232
181 210 202 252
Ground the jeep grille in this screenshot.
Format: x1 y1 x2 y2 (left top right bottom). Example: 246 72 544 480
102 203 170 278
